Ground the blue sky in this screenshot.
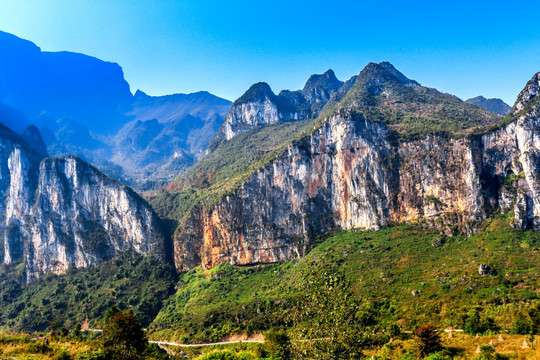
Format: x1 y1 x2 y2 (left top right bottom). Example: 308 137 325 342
0 0 538 104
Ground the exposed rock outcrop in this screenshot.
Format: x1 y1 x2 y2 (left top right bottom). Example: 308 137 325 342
173 71 540 272
0 124 42 265
0 124 166 280
215 70 347 142
25 156 166 279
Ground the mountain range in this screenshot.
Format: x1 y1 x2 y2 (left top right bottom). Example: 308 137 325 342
0 30 231 189
0 30 538 348
465 95 512 115
155 61 535 273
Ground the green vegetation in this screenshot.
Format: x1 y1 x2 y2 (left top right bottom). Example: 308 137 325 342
101 307 148 360
290 270 385 359
0 253 176 332
150 215 539 343
414 324 443 357
0 311 170 360
149 118 316 224
329 64 502 141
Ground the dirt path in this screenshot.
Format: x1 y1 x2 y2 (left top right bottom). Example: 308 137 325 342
149 339 266 347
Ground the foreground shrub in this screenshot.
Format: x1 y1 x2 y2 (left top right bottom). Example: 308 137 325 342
414 323 443 358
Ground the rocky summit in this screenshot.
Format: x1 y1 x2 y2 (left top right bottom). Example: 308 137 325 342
214 69 349 142
165 65 540 273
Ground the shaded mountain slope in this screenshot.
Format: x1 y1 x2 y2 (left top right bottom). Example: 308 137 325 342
466 96 511 115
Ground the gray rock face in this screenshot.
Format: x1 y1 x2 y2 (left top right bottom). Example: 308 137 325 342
478 264 496 276
0 124 42 265
174 73 540 272
512 72 540 114
216 70 346 142
0 124 166 280
26 156 165 279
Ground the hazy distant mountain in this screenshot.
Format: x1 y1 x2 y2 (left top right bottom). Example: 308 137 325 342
0 31 231 188
465 95 511 115
113 90 231 188
0 30 133 135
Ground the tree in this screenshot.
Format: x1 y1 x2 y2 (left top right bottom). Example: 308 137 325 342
102 308 147 360
265 329 291 359
511 311 532 335
414 323 443 358
290 269 377 359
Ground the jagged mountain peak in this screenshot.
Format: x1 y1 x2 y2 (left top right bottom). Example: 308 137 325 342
358 61 419 88
233 82 276 106
0 122 44 160
134 89 149 99
302 69 343 94
378 61 420 85
512 72 540 115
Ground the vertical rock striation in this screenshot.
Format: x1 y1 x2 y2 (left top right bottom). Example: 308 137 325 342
173 71 540 272
25 156 166 279
0 123 166 280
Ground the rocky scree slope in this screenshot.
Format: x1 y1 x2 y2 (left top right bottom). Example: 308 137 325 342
162 63 540 273
0 123 166 281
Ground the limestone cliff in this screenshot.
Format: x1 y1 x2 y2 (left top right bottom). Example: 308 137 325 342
0 124 166 280
0 124 42 265
215 70 346 142
172 70 540 272
25 156 166 279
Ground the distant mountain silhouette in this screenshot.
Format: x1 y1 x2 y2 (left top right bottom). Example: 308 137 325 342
0 31 133 135
465 96 511 115
0 30 232 189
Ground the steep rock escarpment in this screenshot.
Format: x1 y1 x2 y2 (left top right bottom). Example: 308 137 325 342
26 156 166 279
173 73 540 272
0 124 166 280
0 124 42 264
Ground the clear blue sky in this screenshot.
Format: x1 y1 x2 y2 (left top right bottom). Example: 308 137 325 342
0 0 538 105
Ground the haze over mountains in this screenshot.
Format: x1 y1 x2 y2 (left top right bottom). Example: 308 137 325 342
0 28 525 277
0 30 231 189
465 95 512 115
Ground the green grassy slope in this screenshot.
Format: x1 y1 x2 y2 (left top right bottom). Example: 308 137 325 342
149 215 539 342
